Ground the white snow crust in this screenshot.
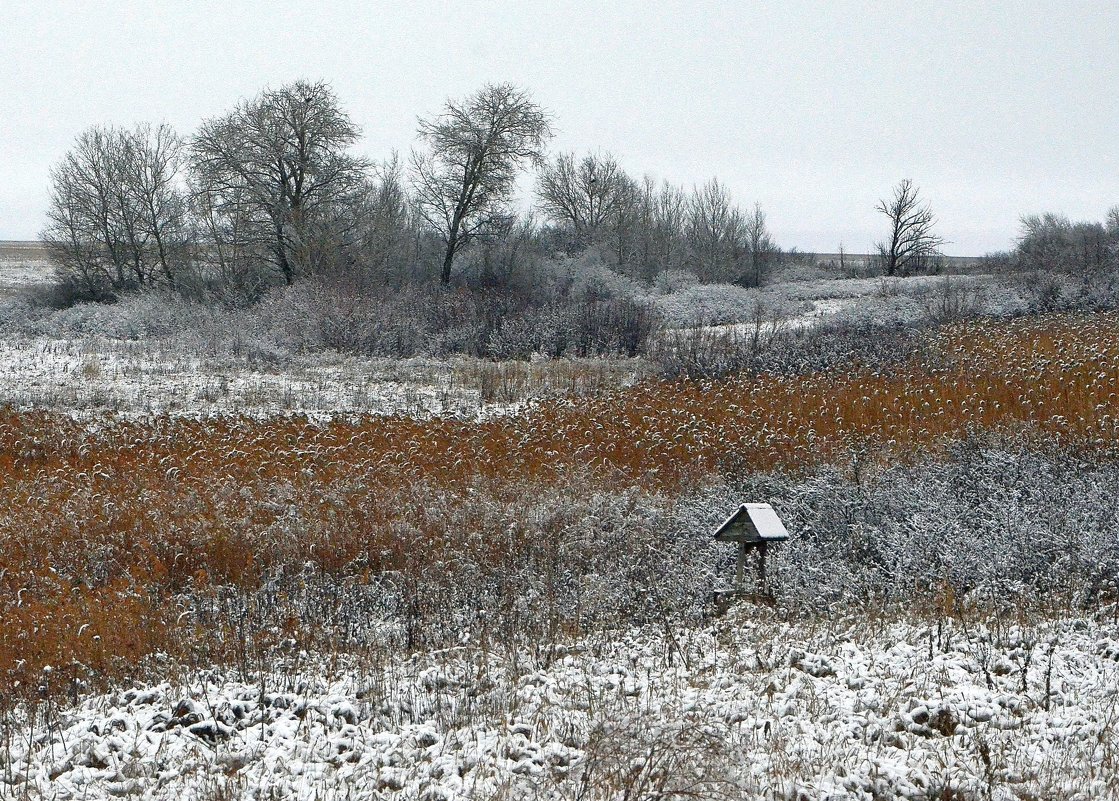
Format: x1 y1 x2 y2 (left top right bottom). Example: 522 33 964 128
0 340 526 420
6 611 1119 800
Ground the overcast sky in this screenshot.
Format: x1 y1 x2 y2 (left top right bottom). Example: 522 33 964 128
2 1 1116 254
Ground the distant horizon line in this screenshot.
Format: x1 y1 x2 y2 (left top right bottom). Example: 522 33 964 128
0 239 990 261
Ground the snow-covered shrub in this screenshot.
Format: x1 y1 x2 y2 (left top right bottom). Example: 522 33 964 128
169 439 1119 659
534 250 645 304
649 317 932 379
0 297 38 331
915 276 989 322
829 293 925 327
647 282 796 327
767 441 1119 609
653 268 701 293
12 292 225 342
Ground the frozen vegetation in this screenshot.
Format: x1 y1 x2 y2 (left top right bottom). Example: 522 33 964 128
0 243 51 299
3 69 1118 801
5 434 1119 798
6 611 1119 800
2 221 1118 801
0 338 533 419
0 266 1052 418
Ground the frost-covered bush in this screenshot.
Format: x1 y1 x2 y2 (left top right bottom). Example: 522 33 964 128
650 317 932 379
830 293 925 327
646 282 804 327
972 280 1031 318
533 250 646 303
486 298 655 360
1066 269 1119 312
653 268 701 293
7 292 241 344
214 278 658 360
0 297 38 331
767 441 1119 609
997 269 1119 315
177 440 1119 656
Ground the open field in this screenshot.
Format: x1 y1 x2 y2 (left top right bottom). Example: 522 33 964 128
6 8 1115 797
2 295 1118 799
0 241 51 296
0 274 1008 386
0 271 1007 419
0 339 642 419
0 241 49 264
2 312 1117 688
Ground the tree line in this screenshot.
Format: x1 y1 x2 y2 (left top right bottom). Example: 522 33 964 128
40 78 1117 310
40 80 793 304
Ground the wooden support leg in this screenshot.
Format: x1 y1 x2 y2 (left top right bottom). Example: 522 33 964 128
758 541 768 594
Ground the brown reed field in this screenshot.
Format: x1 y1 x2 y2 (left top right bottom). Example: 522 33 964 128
2 311 1118 704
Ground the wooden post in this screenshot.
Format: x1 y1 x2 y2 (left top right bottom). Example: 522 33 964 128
735 541 746 593
758 541 768 594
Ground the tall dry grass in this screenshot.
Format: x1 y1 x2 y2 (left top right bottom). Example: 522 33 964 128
1 312 1118 702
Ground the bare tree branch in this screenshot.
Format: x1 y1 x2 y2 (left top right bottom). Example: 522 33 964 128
191 80 369 286
410 83 552 285
875 179 946 277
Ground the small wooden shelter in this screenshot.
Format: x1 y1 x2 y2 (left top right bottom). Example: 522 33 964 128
713 503 789 594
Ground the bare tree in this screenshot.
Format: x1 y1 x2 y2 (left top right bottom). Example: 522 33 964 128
1017 212 1072 274
639 178 690 281
323 154 421 288
41 127 122 297
687 178 742 283
742 202 777 286
190 168 264 298
536 151 635 245
191 80 368 286
875 179 945 277
42 123 190 298
411 83 552 285
123 123 192 287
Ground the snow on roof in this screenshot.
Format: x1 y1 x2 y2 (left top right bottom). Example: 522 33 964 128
713 502 789 542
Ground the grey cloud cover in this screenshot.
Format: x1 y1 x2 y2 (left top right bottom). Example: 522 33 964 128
1 0 1116 254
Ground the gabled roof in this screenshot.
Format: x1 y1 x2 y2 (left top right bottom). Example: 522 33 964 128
713 503 789 543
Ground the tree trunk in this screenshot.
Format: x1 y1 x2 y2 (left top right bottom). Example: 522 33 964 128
151 221 173 288
441 213 464 285
275 221 294 286
440 243 455 285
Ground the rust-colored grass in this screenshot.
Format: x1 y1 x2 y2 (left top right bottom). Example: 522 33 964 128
2 312 1118 698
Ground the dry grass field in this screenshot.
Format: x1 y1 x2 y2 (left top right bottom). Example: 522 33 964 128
1 311 1117 707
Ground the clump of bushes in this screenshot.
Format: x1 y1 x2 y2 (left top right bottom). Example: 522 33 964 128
4 269 661 361
648 317 934 380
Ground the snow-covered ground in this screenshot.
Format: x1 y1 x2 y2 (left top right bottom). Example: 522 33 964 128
654 274 1003 343
686 297 854 340
0 339 477 418
7 609 1118 800
0 242 51 296
0 339 623 419
0 263 49 291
